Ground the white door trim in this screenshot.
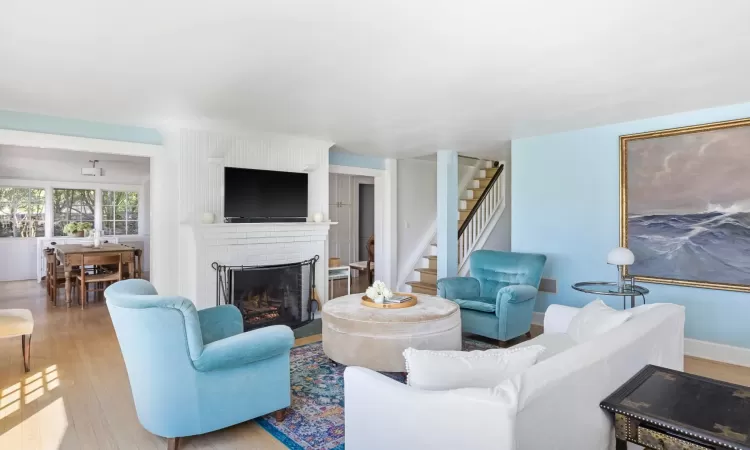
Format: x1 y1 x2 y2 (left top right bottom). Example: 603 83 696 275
329 161 397 287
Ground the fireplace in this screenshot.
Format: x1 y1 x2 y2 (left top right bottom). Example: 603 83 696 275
213 257 317 331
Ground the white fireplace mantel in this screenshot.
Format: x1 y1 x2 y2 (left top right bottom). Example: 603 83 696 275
196 222 336 245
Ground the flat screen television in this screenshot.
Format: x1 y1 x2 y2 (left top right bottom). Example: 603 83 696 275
224 167 308 222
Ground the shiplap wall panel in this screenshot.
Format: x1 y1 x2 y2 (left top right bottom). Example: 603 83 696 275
178 128 333 308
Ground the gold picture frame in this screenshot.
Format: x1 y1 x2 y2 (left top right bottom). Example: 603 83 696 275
620 117 750 292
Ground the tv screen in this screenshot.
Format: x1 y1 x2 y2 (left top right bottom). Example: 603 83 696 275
224 167 308 221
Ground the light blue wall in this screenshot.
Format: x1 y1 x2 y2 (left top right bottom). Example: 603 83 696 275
329 148 385 170
0 110 162 144
512 102 750 348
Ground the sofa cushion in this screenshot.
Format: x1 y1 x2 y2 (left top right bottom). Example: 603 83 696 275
453 297 496 313
567 299 632 343
511 332 577 362
403 345 545 390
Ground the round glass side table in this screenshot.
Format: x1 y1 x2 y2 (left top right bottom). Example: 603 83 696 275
571 281 649 309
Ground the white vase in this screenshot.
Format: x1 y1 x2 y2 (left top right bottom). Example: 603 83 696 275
201 212 215 224
312 212 324 223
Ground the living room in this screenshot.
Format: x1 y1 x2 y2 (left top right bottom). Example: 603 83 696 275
1 1 750 449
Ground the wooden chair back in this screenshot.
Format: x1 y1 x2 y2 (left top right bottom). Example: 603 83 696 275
82 252 123 270
366 235 375 283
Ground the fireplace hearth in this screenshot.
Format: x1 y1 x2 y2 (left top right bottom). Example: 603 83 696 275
213 257 317 331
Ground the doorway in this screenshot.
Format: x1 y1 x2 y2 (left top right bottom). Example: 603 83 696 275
328 173 374 296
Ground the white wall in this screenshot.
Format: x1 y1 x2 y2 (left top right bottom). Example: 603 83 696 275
396 158 475 278
397 159 438 276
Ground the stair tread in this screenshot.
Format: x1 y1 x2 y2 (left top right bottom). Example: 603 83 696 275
415 267 437 274
407 281 437 288
425 255 437 260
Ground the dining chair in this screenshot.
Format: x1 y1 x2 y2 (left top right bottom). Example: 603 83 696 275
45 248 78 306
76 252 123 309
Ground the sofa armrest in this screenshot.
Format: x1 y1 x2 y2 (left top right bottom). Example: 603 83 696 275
198 304 244 344
344 366 517 450
437 277 480 300
543 304 581 333
193 325 294 372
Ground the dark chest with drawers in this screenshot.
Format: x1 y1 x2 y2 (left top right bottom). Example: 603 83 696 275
601 365 750 450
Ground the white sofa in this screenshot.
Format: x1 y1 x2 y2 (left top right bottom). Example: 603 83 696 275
344 303 685 450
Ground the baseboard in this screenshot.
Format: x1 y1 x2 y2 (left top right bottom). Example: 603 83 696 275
531 311 750 368
684 338 750 368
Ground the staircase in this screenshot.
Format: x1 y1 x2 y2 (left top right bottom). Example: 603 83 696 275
406 160 504 295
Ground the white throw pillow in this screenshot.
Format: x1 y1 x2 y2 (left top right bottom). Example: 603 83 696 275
403 345 546 391
567 298 632 343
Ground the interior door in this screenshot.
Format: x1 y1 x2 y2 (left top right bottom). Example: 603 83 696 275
337 174 352 205
337 203 352 265
358 184 375 262
329 173 338 206
328 183 339 260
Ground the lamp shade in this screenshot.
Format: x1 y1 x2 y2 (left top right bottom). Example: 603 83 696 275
607 247 635 265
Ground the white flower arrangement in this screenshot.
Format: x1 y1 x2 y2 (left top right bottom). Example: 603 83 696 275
365 280 394 304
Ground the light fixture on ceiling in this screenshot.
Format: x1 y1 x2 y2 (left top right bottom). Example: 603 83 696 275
81 160 103 177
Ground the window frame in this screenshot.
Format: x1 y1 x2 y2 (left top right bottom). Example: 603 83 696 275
0 186 46 238
101 189 140 236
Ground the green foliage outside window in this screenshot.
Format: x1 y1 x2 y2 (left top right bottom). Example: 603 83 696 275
0 187 45 237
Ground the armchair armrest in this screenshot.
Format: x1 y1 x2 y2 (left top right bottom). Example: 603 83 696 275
193 325 294 372
198 304 244 345
543 304 581 334
437 277 480 299
496 284 538 306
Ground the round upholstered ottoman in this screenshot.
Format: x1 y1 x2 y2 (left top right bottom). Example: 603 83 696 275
322 293 461 372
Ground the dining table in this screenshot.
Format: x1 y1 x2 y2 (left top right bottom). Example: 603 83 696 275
55 243 136 308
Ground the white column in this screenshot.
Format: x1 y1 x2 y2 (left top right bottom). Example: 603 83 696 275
94 188 103 232
140 178 150 235
437 150 458 278
44 185 53 238
380 158 398 287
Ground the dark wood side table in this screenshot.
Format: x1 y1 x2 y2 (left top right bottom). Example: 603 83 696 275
601 365 750 450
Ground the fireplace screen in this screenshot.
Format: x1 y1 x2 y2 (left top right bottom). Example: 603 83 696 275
213 256 318 331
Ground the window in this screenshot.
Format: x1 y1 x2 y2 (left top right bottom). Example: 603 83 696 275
53 189 95 236
0 187 45 237
102 190 139 235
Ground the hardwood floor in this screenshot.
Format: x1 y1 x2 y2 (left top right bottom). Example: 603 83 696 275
1 278 749 449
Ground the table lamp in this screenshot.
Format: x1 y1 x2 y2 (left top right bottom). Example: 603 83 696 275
607 247 634 290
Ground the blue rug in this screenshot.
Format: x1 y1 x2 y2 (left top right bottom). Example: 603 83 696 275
257 338 498 449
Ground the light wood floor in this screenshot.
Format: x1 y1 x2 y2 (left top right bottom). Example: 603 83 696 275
2 279 749 449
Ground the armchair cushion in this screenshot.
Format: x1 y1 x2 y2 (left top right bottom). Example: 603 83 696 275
193 325 294 372
437 277 480 300
453 297 496 313
198 305 244 345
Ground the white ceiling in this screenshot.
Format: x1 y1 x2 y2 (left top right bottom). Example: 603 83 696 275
0 146 149 183
1 0 750 157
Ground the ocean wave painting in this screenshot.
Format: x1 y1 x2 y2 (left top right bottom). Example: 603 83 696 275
623 119 750 290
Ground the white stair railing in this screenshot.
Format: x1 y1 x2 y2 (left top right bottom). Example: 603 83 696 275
458 165 505 268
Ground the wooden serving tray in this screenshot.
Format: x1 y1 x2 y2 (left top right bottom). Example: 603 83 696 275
361 293 417 309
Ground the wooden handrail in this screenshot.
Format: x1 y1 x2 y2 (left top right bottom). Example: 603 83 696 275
458 164 504 237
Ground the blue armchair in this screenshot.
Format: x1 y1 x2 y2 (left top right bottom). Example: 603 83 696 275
437 250 547 342
105 279 294 450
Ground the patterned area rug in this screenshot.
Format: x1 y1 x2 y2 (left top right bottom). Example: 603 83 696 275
256 338 498 449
